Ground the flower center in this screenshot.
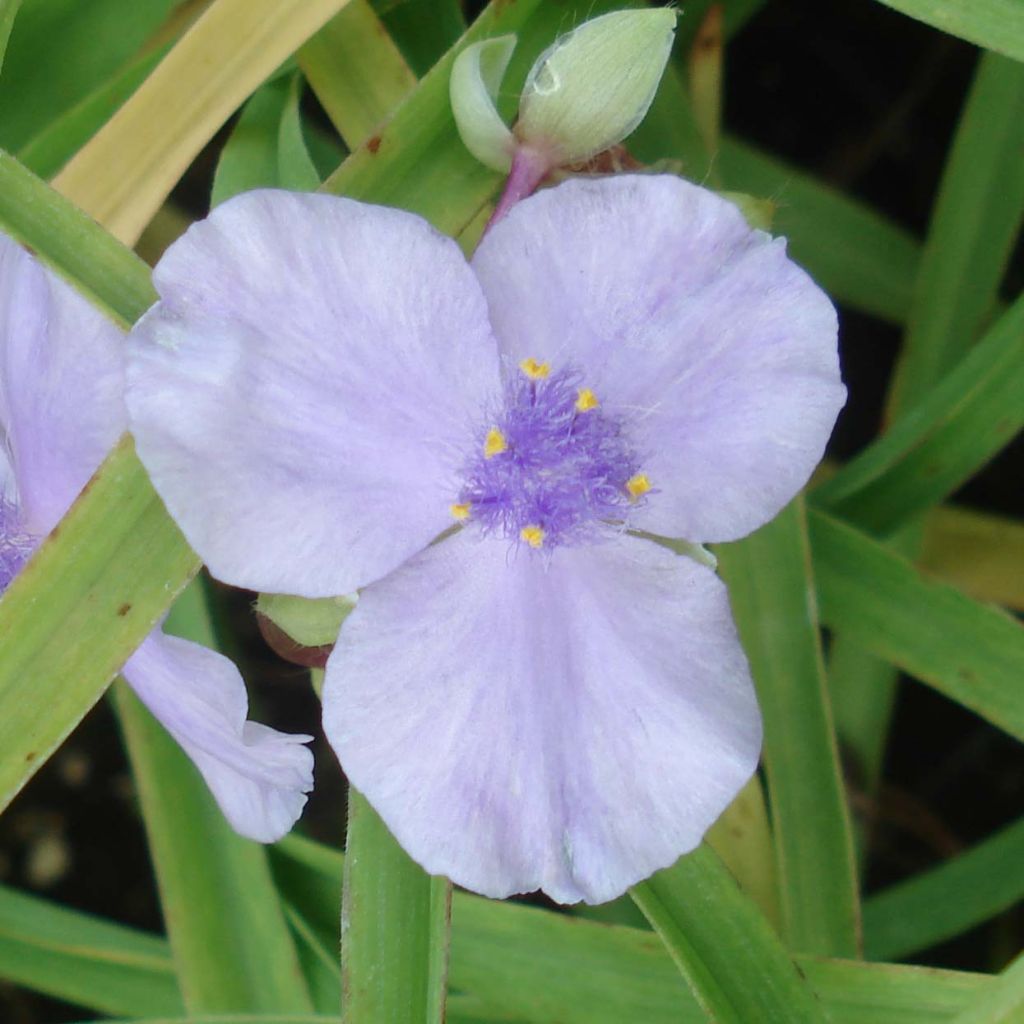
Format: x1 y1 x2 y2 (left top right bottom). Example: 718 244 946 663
0 498 34 593
455 359 648 549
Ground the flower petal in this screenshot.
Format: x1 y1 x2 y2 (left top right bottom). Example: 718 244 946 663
123 631 313 843
323 531 760 903
127 190 501 597
0 233 125 533
471 174 845 542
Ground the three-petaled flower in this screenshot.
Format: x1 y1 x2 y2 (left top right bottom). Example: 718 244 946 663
127 174 845 902
0 232 313 843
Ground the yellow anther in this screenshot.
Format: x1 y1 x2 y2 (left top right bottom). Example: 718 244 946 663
484 427 507 458
520 524 546 549
450 502 471 521
626 473 651 501
575 387 599 412
519 357 551 380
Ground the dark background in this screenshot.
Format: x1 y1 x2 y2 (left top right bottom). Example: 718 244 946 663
2 1 1022 1019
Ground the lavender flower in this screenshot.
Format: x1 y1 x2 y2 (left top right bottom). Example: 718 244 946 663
0 232 312 843
126 174 845 902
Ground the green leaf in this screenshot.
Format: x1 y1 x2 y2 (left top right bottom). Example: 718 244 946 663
824 49 1024 806
807 959 991 1023
886 52 1024 412
0 861 997 1024
0 0 21 72
299 0 417 149
951 952 1024 1024
112 581 312 1014
816 57 1024 538
0 0 178 151
0 882 183 1017
377 0 465 76
455 888 707 1023
278 72 322 191
211 78 290 207
342 790 450 1024
0 150 155 327
864 815 1024 961
17 45 166 179
0 437 197 814
809 510 1024 743
630 847 828 1023
813 292 1024 536
71 1018 336 1024
716 499 859 957
271 835 996 1022
871 0 1024 63
283 903 343 1014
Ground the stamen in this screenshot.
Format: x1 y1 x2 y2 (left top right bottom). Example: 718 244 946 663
0 499 35 593
459 363 645 549
626 473 651 501
520 524 545 549
484 427 507 458
519 357 550 380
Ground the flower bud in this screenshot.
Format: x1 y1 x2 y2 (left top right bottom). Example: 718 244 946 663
450 34 518 173
256 591 356 650
517 9 676 165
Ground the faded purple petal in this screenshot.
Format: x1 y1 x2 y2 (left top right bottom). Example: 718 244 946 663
123 631 313 843
0 233 124 533
323 531 760 904
127 190 502 597
471 174 845 542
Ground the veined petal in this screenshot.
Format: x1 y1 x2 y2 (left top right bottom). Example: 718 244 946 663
123 631 313 843
127 190 502 597
0 233 125 533
471 174 845 542
323 531 760 904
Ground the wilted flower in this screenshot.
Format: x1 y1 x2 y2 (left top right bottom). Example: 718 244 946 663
127 174 845 902
0 232 313 843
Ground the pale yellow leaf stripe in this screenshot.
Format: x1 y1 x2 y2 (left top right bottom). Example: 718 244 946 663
52 0 352 245
921 505 1024 613
299 0 416 150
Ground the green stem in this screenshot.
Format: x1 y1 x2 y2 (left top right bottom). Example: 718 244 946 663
342 789 451 1023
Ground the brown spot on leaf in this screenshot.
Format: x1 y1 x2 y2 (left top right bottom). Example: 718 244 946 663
117 602 132 617
366 135 382 155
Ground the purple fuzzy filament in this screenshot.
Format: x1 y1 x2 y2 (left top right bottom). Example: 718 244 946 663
0 498 34 592
459 364 645 548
